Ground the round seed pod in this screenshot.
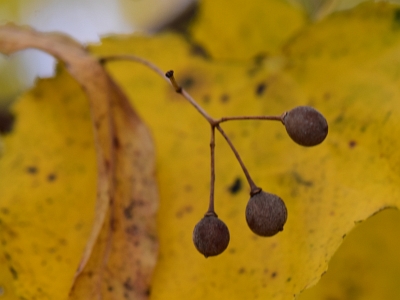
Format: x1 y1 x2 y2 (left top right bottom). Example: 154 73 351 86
245 191 287 237
193 213 230 257
283 106 328 147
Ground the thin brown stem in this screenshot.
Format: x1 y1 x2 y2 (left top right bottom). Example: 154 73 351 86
99 54 168 82
207 126 216 215
216 125 260 195
217 115 284 123
165 70 216 124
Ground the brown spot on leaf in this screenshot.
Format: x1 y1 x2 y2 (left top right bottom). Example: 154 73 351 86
190 43 211 59
202 94 211 103
228 177 242 194
26 166 38 174
349 140 357 148
124 202 135 220
271 271 277 278
181 76 195 89
123 277 134 291
126 225 139 236
323 92 331 100
238 267 246 274
9 267 18 279
124 199 145 219
220 93 230 103
0 208 9 214
255 82 267 96
47 173 57 182
176 205 193 218
4 252 11 261
113 136 121 149
292 172 313 187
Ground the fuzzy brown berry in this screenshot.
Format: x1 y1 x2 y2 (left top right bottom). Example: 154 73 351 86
193 212 230 257
245 191 287 237
283 106 328 146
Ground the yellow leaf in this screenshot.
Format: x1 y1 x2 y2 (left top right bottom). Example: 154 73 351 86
189 0 306 60
0 68 97 299
91 1 400 298
299 208 400 300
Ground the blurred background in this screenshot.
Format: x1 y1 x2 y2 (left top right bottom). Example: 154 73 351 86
0 0 400 104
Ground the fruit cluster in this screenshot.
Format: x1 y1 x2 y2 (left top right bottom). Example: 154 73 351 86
192 105 328 257
101 57 328 258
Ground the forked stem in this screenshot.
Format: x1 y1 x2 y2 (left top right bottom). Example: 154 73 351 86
100 55 273 195
215 125 261 195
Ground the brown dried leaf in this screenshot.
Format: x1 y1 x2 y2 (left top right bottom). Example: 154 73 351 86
0 23 158 299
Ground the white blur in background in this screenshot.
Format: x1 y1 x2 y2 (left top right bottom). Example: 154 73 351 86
0 0 196 103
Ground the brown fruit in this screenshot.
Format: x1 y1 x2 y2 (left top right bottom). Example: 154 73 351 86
192 212 230 257
283 106 328 146
245 191 287 237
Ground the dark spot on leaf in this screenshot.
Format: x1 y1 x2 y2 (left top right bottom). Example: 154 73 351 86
26 166 38 174
333 114 344 123
105 159 111 173
58 238 67 246
123 277 134 291
286 277 292 282
253 53 267 65
113 137 121 149
124 202 135 220
255 82 267 96
4 252 11 261
202 94 211 103
190 43 211 59
360 125 367 132
228 248 236 254
145 288 151 296
342 234 347 239
124 199 145 220
9 267 18 280
394 9 400 27
0 109 15 134
47 173 57 182
108 286 113 292
349 140 357 148
271 271 277 278
176 205 193 218
292 172 313 187
228 177 242 194
220 94 230 103
238 267 246 274
110 217 118 231
0 207 9 214
181 77 195 89
126 225 139 236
